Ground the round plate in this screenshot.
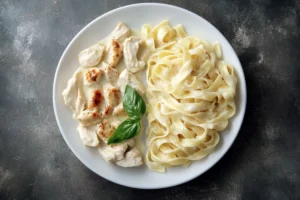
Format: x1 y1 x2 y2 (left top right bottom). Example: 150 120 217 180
53 3 246 189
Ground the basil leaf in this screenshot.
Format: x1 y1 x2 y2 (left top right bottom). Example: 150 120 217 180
107 118 141 145
108 85 145 144
123 85 146 119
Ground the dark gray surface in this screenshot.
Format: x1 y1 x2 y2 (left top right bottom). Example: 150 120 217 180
0 0 300 199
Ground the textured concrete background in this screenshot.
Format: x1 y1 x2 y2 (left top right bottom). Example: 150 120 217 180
0 0 300 199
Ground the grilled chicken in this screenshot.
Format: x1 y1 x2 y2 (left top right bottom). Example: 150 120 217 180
102 84 120 116
76 88 105 126
103 84 120 108
112 103 127 116
106 39 123 67
118 69 145 95
104 23 130 67
116 148 143 167
110 22 131 42
88 89 104 109
83 68 103 86
63 22 145 168
111 120 121 128
97 119 116 142
76 108 102 126
97 119 142 166
77 124 99 147
74 87 86 118
78 43 105 68
98 139 135 162
123 36 145 73
102 62 119 82
62 70 83 114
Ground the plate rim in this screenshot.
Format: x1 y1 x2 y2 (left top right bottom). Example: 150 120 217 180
53 2 247 189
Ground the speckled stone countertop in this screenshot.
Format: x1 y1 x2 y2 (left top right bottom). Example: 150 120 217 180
1 0 299 199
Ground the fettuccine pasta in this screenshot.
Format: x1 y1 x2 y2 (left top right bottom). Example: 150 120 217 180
142 21 237 172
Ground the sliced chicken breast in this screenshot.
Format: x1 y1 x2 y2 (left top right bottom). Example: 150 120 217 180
76 108 102 126
103 84 120 116
111 120 121 128
110 22 131 42
123 36 145 73
99 139 135 162
77 124 99 147
106 39 123 67
97 119 116 142
74 87 86 118
102 62 119 82
116 148 143 167
78 43 105 68
75 85 105 125
83 68 103 86
112 103 127 116
87 89 104 109
104 22 130 67
118 69 145 95
62 70 82 114
104 85 120 107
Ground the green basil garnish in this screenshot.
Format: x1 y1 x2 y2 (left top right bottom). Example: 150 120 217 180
107 85 145 145
107 118 141 145
123 85 146 119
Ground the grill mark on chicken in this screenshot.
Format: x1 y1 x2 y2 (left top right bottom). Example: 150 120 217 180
106 39 123 67
86 69 100 82
77 108 102 126
103 105 112 116
92 112 101 118
91 89 103 108
111 40 122 67
103 85 120 109
103 64 119 82
103 86 120 116
98 120 116 139
109 88 120 102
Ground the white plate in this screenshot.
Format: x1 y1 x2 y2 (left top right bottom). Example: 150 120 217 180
53 3 246 189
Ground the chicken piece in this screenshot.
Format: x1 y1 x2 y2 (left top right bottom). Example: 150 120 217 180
78 88 104 125
98 145 115 162
62 76 78 113
103 84 120 116
112 103 127 116
102 62 119 82
62 70 82 113
88 89 104 109
77 124 99 147
83 68 103 86
98 139 135 162
118 69 145 95
76 109 102 126
78 43 105 68
103 105 112 117
111 120 121 128
97 119 116 142
106 39 122 67
110 22 131 42
74 87 86 118
103 84 120 109
116 148 143 167
123 36 145 73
